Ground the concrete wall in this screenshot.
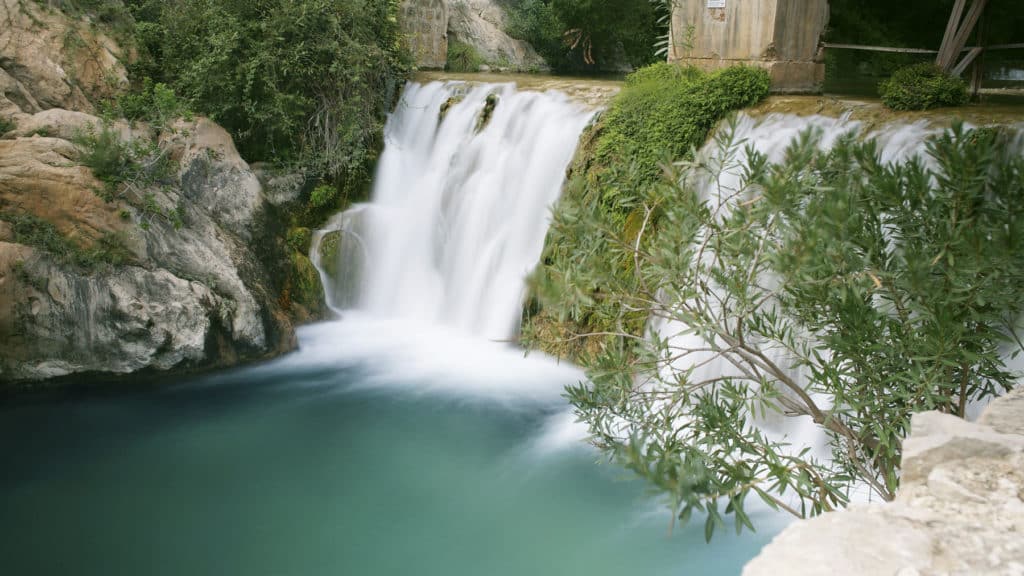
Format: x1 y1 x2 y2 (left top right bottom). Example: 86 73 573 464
669 0 829 93
401 0 450 70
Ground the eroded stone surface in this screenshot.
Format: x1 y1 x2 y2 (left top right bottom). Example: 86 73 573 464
744 388 1024 576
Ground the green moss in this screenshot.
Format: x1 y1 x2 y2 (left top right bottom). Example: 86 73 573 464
476 93 500 132
439 95 465 122
316 230 341 283
879 63 969 111
286 227 313 254
286 250 326 317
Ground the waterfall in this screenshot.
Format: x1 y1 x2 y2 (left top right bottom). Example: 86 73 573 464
650 113 1024 479
315 81 594 341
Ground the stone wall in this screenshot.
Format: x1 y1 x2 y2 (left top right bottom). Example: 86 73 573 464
669 0 829 93
744 387 1024 576
401 0 450 70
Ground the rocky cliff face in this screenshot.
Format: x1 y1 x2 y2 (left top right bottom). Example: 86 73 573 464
744 388 1024 576
0 1 309 386
400 0 547 71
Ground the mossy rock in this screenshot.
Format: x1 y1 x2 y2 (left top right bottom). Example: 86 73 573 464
286 227 313 254
287 250 326 318
439 95 465 122
476 93 500 132
317 230 341 283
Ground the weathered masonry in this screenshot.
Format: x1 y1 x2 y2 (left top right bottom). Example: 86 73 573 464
401 0 449 70
669 0 830 93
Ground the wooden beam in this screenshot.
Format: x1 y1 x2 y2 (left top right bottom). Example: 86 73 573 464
938 0 969 68
822 43 938 54
969 11 988 98
952 47 983 77
985 43 1024 51
939 0 990 72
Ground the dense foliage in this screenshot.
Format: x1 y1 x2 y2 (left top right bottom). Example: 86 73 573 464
123 0 410 198
505 0 665 72
880 63 970 111
524 64 770 358
542 121 1024 538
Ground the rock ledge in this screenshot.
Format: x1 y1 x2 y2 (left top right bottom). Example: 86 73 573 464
744 387 1024 576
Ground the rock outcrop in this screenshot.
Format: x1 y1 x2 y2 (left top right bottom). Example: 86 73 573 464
400 0 547 71
0 0 127 112
0 1 307 386
744 387 1024 576
447 0 546 71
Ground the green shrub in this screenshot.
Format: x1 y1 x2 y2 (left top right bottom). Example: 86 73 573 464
74 124 176 202
879 63 969 111
309 184 340 209
447 40 484 73
125 0 411 192
624 62 704 87
593 65 770 223
75 125 132 188
111 77 191 127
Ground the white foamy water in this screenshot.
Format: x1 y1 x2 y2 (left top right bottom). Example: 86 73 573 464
316 81 594 341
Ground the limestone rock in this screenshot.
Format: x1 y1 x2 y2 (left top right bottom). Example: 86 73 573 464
743 387 1024 576
447 0 547 71
8 108 150 142
0 243 217 381
400 0 547 71
252 163 306 207
0 136 127 245
0 0 128 112
0 116 299 384
164 118 264 241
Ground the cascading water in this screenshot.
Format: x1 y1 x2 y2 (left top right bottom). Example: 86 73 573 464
315 81 594 341
649 113 1024 490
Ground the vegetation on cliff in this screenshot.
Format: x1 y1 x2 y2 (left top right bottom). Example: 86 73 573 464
523 63 771 359
124 0 411 209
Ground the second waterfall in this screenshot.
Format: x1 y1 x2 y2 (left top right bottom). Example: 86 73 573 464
315 81 594 341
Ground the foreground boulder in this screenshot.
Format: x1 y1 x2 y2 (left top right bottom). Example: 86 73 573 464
744 387 1024 576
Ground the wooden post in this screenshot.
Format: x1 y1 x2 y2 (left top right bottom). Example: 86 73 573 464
969 9 988 98
938 0 968 69
937 0 990 72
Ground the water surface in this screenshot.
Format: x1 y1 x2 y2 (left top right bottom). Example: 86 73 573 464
0 318 781 575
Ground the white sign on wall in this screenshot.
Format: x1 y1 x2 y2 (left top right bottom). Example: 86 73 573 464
707 0 725 7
